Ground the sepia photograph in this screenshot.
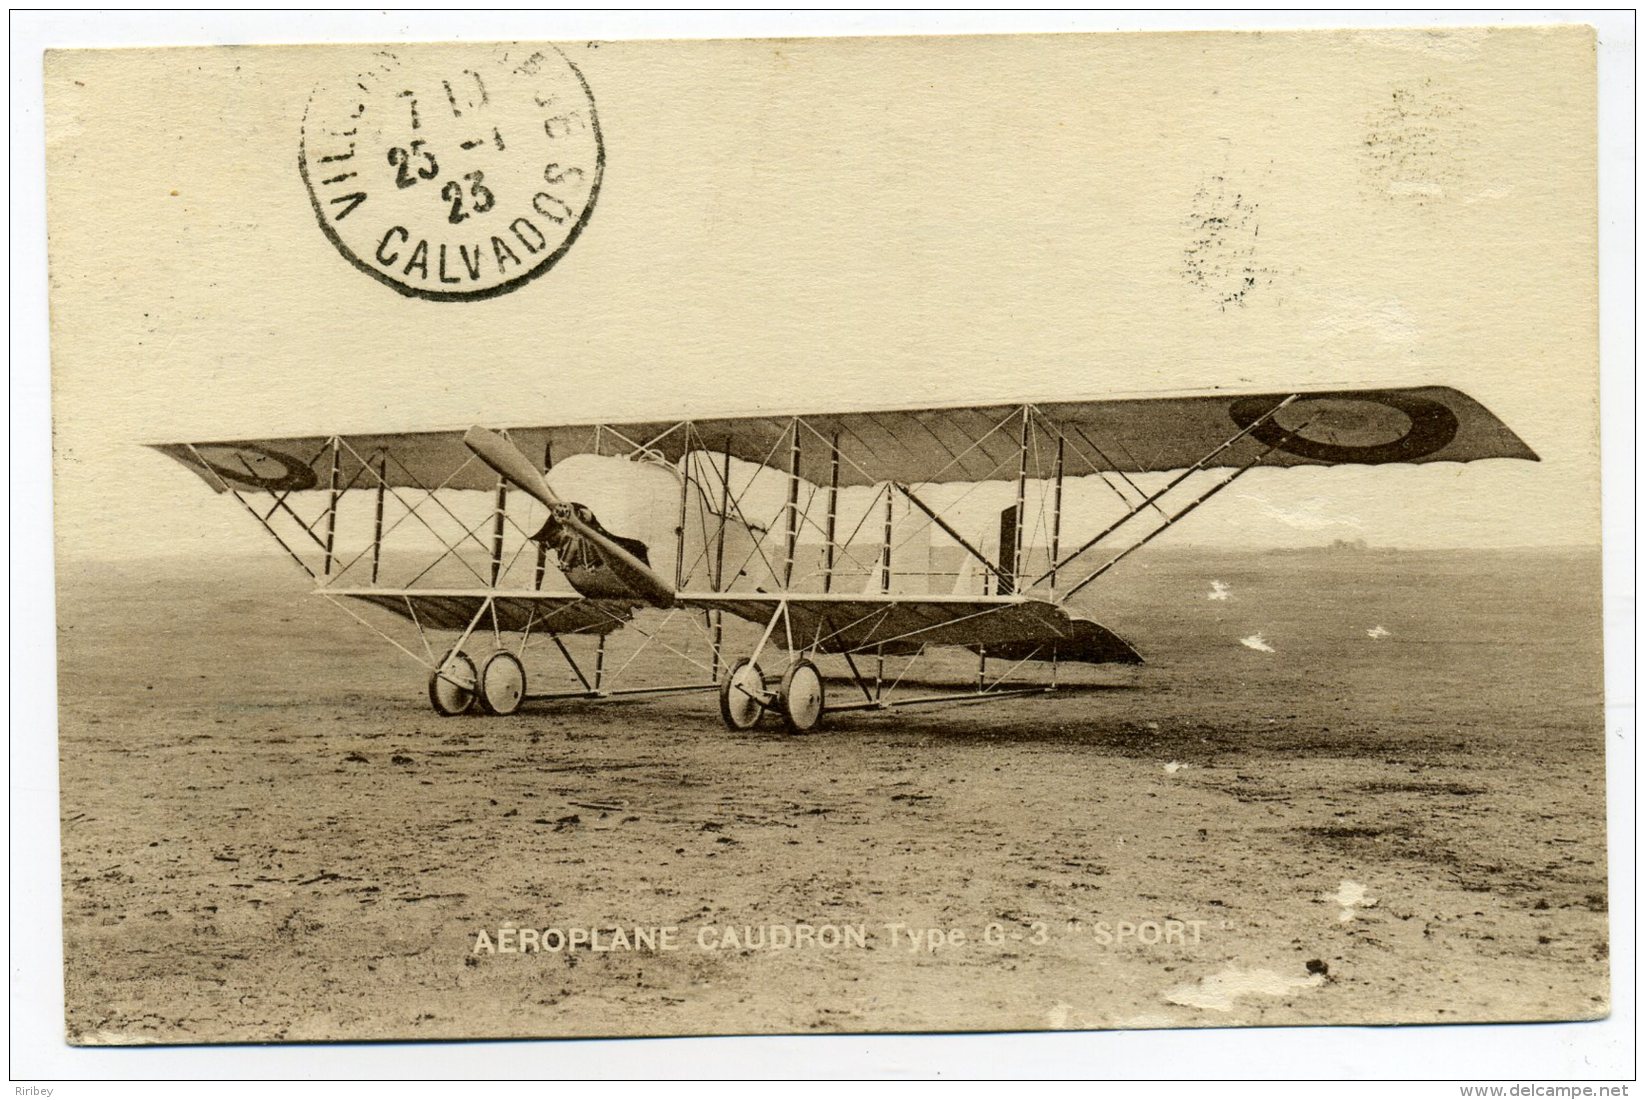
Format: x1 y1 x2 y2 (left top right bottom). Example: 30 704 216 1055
15 10 1630 1080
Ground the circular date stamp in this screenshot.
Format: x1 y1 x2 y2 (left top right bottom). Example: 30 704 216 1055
299 44 603 301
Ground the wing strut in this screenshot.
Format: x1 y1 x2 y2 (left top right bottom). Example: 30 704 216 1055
1032 393 1300 588
1060 419 1307 601
783 419 803 587
894 482 1013 590
823 433 841 594
184 444 318 578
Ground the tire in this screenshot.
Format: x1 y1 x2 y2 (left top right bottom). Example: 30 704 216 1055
477 651 527 716
718 658 766 731
427 650 478 716
778 659 825 734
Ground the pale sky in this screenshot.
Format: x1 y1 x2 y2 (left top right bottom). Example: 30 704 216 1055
45 28 1599 560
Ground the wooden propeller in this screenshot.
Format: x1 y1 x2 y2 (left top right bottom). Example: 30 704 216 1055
463 427 677 607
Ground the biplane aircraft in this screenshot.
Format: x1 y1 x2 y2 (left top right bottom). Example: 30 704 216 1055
153 387 1536 732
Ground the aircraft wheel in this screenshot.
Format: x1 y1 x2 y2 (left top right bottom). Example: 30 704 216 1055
718 658 766 731
427 650 478 716
778 659 825 734
478 651 527 717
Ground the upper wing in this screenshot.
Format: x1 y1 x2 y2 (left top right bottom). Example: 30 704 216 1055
149 385 1535 494
680 593 1141 666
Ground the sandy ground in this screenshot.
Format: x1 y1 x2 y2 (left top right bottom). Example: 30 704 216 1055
54 547 1608 1042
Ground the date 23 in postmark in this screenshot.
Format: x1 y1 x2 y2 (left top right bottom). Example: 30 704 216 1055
299 43 603 301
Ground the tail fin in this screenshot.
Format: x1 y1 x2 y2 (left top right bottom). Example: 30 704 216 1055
995 504 1019 596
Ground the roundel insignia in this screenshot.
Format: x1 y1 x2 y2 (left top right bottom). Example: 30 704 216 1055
193 445 321 491
1228 391 1460 464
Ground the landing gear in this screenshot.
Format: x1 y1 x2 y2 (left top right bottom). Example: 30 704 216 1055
717 656 827 733
778 659 825 733
718 658 767 730
427 650 477 716
717 602 834 732
478 651 526 716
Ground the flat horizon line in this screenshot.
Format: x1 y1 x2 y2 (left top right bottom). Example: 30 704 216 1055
54 541 1606 565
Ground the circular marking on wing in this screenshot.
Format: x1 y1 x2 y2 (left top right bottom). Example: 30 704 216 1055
1228 392 1460 463
192 445 320 491
298 43 603 302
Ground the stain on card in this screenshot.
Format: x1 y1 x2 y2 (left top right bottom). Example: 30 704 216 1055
1362 79 1471 205
1181 173 1273 311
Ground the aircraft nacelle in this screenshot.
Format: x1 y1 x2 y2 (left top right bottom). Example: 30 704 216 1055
535 452 762 599
539 454 682 572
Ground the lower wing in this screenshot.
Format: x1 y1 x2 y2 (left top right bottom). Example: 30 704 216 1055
329 589 1141 666
679 593 1141 666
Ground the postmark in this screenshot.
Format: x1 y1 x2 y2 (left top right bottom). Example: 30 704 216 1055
299 44 603 301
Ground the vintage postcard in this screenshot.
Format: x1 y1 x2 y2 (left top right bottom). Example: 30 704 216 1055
45 27 1605 1044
